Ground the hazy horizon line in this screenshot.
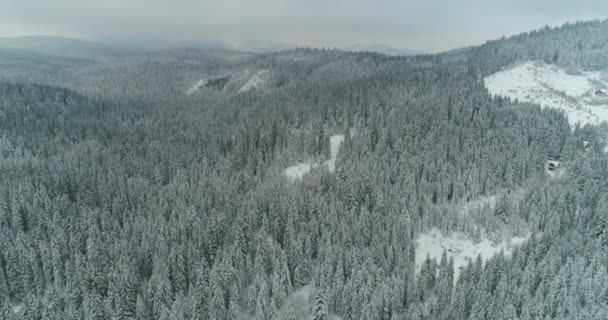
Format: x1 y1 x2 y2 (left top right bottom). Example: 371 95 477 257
1 18 605 55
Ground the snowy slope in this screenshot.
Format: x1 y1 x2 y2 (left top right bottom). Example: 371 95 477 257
484 61 608 127
186 79 207 95
239 69 270 92
284 134 345 181
324 135 344 173
415 228 527 280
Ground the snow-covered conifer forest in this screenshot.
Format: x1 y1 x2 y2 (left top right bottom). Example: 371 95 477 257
1 20 608 319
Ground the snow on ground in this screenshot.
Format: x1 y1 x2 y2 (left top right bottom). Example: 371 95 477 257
484 61 608 127
324 134 344 173
415 228 527 280
186 79 207 95
458 194 497 216
12 303 23 314
291 285 313 319
239 69 270 92
284 134 345 181
284 161 317 181
289 285 342 320
546 166 567 180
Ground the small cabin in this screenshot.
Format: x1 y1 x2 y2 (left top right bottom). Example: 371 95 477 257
545 156 565 179
546 161 559 171
596 90 607 97
545 157 560 172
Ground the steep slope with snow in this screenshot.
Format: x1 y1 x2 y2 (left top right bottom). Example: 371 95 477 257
239 69 271 92
484 61 608 127
186 79 208 95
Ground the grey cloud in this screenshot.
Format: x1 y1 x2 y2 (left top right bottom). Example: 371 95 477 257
1 0 607 52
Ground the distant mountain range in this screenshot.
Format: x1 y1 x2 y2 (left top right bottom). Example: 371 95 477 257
0 35 139 62
229 39 425 56
340 44 425 56
0 35 424 59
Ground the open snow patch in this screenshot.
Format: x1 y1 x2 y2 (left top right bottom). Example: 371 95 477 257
281 285 342 320
484 61 608 127
415 228 527 280
284 134 345 181
284 161 317 181
186 79 208 95
325 134 344 173
458 194 497 216
239 69 271 92
12 303 23 314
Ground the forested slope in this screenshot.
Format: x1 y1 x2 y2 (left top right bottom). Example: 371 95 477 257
1 21 608 320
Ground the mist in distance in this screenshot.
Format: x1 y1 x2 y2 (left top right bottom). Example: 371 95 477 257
1 0 607 52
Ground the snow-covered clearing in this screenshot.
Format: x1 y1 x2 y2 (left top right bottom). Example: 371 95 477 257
289 285 342 320
239 69 270 92
12 303 23 314
415 228 527 280
324 135 344 173
185 79 207 95
458 194 497 216
291 285 314 320
484 61 608 128
284 161 317 181
284 134 345 181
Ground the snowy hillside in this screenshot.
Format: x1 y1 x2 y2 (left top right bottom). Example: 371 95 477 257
484 61 608 127
186 79 207 95
415 228 527 280
284 134 344 181
185 69 271 95
239 69 270 92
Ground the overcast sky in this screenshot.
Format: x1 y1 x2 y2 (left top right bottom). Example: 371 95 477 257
1 0 607 52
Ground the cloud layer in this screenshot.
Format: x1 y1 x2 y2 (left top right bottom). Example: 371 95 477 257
2 0 607 51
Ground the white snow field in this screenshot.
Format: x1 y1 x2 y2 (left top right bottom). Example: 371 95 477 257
12 303 23 314
185 79 207 95
284 134 345 181
239 69 270 92
324 134 345 173
284 161 317 181
415 228 527 280
484 61 608 127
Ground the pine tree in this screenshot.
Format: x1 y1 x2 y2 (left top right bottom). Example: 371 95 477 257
313 289 328 320
283 299 297 320
255 281 271 320
209 285 226 320
192 259 210 320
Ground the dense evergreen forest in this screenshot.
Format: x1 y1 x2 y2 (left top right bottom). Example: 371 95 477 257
1 21 608 319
